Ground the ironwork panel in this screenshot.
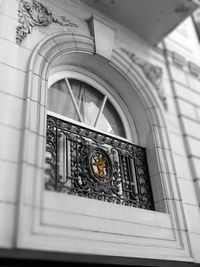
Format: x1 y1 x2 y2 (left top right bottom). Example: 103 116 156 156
45 115 154 210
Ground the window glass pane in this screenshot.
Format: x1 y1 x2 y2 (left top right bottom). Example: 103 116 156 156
97 98 126 138
48 77 126 138
69 79 104 127
47 79 79 121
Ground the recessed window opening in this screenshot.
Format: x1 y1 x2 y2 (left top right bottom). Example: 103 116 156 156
45 71 154 211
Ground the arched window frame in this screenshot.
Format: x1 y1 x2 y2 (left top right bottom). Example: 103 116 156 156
15 33 192 262
46 67 155 209
48 66 137 143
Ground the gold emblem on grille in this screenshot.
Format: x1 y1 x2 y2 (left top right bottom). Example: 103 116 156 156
90 148 112 183
92 153 107 179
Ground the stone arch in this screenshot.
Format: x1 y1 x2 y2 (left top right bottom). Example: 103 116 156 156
22 32 178 212
17 32 189 257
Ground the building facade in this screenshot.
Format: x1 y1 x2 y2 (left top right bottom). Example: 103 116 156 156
1 0 200 266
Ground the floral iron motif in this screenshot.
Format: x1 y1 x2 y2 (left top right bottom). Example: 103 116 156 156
121 48 167 110
16 0 78 44
45 115 155 210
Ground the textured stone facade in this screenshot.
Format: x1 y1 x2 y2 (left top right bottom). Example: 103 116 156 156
0 0 200 266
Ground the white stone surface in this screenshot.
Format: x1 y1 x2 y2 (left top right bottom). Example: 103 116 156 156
182 117 200 139
166 113 182 135
166 17 200 63
0 62 26 99
0 0 18 20
174 82 200 107
169 65 188 85
178 178 198 205
188 232 200 262
0 202 16 248
191 157 200 179
89 15 115 60
0 38 32 72
0 12 17 43
165 95 177 115
0 124 22 162
0 161 19 203
187 74 200 93
196 106 200 122
177 98 197 120
168 132 186 156
14 30 192 263
173 154 192 180
187 136 200 157
0 92 24 129
183 203 200 234
0 0 200 264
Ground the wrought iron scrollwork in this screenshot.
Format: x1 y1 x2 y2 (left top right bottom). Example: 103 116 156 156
45 115 154 210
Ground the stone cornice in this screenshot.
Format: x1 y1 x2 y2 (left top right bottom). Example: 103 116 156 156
16 0 78 44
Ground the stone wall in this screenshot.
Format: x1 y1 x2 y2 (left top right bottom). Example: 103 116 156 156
0 0 200 265
162 19 200 261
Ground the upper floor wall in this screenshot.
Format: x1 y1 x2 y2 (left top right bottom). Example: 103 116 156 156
1 0 200 266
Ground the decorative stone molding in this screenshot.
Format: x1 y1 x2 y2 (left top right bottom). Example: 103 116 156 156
188 61 200 77
165 49 200 78
16 0 78 44
121 48 167 110
171 51 187 68
16 33 193 262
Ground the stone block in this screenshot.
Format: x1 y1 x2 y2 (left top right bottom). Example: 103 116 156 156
0 124 22 162
0 161 19 203
183 203 200 234
0 38 32 72
177 98 197 120
178 178 198 205
0 202 16 248
0 62 26 99
170 65 188 86
168 132 186 156
174 82 200 107
187 136 200 158
182 117 200 139
187 73 200 94
0 92 24 129
191 157 200 179
173 154 192 180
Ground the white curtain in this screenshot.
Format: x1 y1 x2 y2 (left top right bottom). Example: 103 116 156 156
47 79 79 121
48 78 126 138
97 98 126 137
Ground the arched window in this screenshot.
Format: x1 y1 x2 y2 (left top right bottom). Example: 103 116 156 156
17 33 189 260
47 77 126 138
45 70 154 210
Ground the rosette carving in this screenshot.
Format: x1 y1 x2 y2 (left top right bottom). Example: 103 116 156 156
16 0 78 44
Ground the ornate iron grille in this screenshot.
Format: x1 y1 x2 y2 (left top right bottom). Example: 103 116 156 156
45 115 154 210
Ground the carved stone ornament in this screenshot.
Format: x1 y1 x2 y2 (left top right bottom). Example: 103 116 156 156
121 48 167 110
16 0 78 44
